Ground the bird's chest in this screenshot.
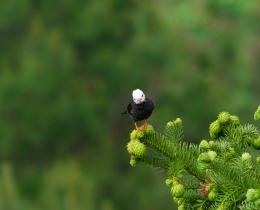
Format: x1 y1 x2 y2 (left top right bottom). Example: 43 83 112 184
131 103 152 121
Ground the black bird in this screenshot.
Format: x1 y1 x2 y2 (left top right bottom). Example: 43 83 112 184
122 89 154 131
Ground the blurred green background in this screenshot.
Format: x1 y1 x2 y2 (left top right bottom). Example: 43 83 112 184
0 0 260 209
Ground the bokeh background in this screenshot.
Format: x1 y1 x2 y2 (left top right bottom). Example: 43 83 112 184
1 0 260 209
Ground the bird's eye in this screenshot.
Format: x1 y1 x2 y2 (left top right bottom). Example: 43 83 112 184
142 94 143 97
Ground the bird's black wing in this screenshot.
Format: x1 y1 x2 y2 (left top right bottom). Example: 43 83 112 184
121 101 133 114
127 102 133 113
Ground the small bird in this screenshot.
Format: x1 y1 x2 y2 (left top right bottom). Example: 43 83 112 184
122 89 154 132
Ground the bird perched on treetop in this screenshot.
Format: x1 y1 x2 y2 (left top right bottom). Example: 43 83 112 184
122 89 154 132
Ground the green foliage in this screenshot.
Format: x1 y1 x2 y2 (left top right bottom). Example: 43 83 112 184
252 136 260 150
1 0 260 209
254 106 260 121
126 107 260 209
209 120 222 139
0 160 96 210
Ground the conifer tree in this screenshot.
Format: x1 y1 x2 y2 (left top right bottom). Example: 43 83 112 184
126 106 260 210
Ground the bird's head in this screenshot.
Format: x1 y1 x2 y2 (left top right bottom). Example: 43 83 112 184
132 89 146 104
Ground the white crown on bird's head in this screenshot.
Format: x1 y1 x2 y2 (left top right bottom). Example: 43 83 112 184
132 89 146 104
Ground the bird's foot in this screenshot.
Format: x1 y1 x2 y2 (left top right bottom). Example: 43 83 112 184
134 122 142 132
143 120 147 130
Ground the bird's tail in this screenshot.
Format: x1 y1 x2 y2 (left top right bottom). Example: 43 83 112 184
121 110 128 115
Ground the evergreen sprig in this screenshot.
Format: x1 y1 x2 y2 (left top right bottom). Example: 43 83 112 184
126 106 260 209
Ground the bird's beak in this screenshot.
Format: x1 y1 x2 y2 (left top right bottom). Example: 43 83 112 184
137 98 141 102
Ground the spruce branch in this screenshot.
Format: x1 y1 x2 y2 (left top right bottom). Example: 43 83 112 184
254 106 260 121
125 106 260 209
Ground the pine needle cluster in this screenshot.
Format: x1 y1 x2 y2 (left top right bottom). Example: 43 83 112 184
126 107 260 209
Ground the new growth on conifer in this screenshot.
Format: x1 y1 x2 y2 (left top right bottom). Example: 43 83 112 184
126 106 260 209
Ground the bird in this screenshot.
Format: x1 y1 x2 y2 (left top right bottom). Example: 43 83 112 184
122 89 154 132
